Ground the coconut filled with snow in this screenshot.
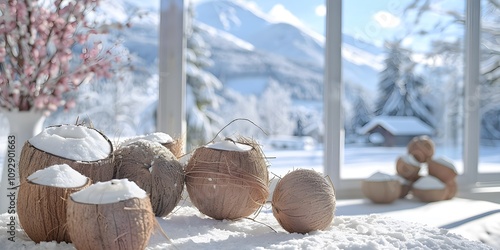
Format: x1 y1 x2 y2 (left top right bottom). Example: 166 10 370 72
396 154 421 182
407 135 435 163
17 164 90 243
428 156 458 200
67 179 154 250
114 139 184 217
412 175 448 202
272 169 336 234
362 172 401 204
121 132 183 159
185 138 269 220
19 124 114 183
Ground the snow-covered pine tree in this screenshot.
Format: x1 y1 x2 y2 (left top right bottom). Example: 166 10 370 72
375 41 437 128
185 4 223 148
351 95 372 133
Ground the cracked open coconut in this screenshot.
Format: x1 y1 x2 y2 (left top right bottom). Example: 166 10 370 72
19 124 114 183
121 132 183 159
67 179 154 250
396 154 421 182
17 164 90 243
362 172 402 204
412 175 448 202
185 138 269 220
114 139 184 217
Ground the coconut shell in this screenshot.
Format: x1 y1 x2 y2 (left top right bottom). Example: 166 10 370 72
362 180 401 204
428 158 457 183
412 188 447 202
445 180 457 200
272 169 336 234
114 140 184 217
67 196 154 250
162 137 184 159
396 156 421 182
185 138 269 220
407 136 435 163
19 125 114 183
17 178 90 243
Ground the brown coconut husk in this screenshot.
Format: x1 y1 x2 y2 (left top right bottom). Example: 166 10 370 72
162 136 184 159
17 178 91 243
412 188 447 202
114 140 184 217
361 180 401 204
407 136 435 163
66 197 154 250
396 156 421 182
272 169 336 234
185 137 269 220
428 158 458 183
445 179 457 200
19 125 114 183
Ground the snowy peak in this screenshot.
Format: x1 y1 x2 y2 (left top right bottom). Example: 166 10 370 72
247 22 325 64
195 0 272 41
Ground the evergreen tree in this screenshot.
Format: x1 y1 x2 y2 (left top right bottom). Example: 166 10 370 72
351 95 372 133
375 41 437 128
185 4 222 147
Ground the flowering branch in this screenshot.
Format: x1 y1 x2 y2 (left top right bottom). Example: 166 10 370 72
0 0 129 111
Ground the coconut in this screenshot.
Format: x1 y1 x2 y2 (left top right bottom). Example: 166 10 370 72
396 154 421 182
407 135 435 163
412 176 447 202
121 132 183 159
428 156 458 183
19 124 114 183
396 175 412 199
67 179 154 250
17 164 90 243
272 169 336 234
185 138 269 220
361 172 401 204
445 179 458 200
114 139 184 217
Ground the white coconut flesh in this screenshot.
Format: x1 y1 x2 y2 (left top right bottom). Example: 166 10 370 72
29 125 111 161
432 156 457 173
27 164 88 188
70 179 147 204
122 132 174 146
365 172 399 182
413 176 446 190
205 140 252 152
401 154 420 167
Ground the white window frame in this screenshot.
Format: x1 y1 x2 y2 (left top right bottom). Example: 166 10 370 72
159 0 499 197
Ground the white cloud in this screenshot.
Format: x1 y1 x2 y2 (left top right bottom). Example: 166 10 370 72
373 11 400 28
268 4 304 27
315 4 326 17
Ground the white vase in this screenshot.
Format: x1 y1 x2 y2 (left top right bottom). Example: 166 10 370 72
0 110 46 214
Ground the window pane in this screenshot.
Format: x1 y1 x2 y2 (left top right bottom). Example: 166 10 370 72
342 0 465 179
479 0 500 174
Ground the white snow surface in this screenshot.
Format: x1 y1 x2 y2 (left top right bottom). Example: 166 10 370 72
27 164 88 188
70 179 147 204
0 198 496 249
413 176 446 190
365 171 399 182
401 154 421 167
205 140 252 152
29 125 111 162
122 132 173 145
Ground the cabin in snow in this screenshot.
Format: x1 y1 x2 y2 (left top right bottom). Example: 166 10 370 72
358 116 434 147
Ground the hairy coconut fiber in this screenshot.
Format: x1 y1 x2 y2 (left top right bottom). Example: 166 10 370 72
185 138 269 220
407 136 435 163
162 137 184 159
67 197 154 250
361 180 401 204
114 140 184 217
19 126 114 183
17 178 90 243
272 169 336 234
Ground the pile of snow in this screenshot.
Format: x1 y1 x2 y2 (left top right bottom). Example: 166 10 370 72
413 176 446 190
27 164 88 188
70 179 147 204
29 125 111 161
365 172 399 182
205 140 252 152
121 132 173 146
0 201 494 249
